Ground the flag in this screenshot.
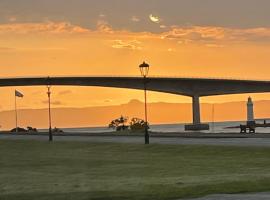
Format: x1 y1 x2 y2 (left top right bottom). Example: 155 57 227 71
15 90 24 98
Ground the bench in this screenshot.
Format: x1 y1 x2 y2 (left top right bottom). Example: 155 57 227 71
240 124 255 133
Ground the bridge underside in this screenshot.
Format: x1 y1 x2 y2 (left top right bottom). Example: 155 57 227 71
1 76 270 131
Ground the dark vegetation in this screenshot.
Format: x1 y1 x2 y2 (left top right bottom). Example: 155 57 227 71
109 116 148 132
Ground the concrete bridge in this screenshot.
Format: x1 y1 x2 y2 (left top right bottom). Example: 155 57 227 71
1 76 270 130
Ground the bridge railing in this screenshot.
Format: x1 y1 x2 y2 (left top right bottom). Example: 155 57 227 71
0 75 269 82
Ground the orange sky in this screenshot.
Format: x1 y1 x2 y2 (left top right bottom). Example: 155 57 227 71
1 6 270 112
1 0 270 130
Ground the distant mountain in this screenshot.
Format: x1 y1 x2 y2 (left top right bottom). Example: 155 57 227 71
0 99 270 130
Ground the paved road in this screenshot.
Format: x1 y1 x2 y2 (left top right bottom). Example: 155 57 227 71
2 134 270 147
183 192 270 200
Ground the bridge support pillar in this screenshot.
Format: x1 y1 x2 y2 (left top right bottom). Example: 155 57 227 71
192 95 201 124
185 95 209 131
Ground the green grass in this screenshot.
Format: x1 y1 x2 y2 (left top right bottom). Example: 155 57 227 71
1 140 270 199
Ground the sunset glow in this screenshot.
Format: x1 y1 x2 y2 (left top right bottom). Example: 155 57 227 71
1 0 270 125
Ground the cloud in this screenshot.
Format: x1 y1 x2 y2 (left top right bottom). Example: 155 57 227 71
99 14 106 18
160 25 167 29
0 47 16 51
58 90 72 95
104 99 112 103
8 16 17 22
31 90 43 95
131 16 140 22
1 20 270 45
163 26 225 41
0 46 66 53
42 100 64 105
167 48 175 52
228 27 270 41
111 40 142 50
96 20 114 33
0 21 90 35
162 26 270 43
205 44 225 48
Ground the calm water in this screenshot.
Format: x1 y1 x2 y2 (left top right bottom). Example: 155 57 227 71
58 121 270 134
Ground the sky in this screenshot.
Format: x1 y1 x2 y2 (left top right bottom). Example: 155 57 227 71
1 0 270 112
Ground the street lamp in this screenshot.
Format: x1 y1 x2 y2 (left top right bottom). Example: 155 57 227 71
47 84 53 142
139 61 150 144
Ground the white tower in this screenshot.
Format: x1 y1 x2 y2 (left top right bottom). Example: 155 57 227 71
247 97 254 122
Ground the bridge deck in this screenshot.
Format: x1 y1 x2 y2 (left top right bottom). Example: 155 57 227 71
0 76 270 97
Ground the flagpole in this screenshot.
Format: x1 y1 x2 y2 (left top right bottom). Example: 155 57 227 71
47 85 53 142
212 103 215 133
15 94 18 132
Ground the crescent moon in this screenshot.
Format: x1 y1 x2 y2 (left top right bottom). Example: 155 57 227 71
149 14 160 23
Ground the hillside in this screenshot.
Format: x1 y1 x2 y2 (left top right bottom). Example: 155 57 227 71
0 99 269 129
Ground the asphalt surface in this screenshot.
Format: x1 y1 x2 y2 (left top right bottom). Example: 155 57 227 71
2 134 270 147
183 192 270 200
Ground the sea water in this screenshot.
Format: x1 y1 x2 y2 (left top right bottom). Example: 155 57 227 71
59 121 270 134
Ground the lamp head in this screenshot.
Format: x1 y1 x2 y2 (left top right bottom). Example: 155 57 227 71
139 61 150 77
46 76 51 88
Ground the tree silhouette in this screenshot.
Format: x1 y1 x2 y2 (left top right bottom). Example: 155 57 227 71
109 115 129 131
130 117 149 131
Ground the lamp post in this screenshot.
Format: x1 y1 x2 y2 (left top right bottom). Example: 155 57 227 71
47 85 53 142
139 61 150 144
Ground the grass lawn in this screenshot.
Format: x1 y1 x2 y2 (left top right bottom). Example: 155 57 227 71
1 140 270 199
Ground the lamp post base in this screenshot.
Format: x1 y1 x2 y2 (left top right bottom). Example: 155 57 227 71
49 128 53 142
144 129 149 144
185 123 210 131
